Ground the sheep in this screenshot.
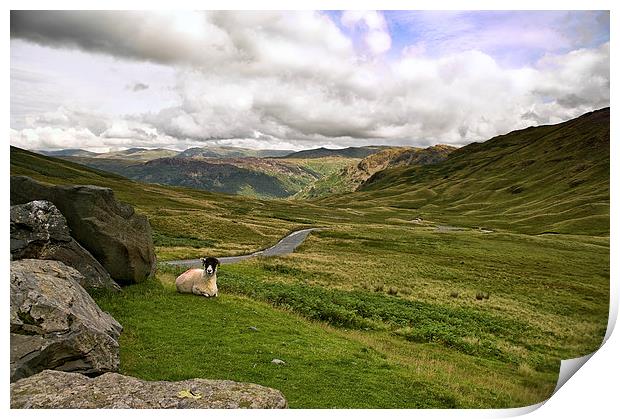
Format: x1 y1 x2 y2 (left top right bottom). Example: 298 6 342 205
175 257 220 297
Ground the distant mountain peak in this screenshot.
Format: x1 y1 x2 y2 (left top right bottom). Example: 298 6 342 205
282 146 390 159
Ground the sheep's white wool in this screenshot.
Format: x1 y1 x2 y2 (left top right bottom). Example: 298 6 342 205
175 268 218 297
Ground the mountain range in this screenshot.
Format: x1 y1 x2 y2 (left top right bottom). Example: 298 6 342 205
35 144 452 199
21 107 609 231
324 107 610 234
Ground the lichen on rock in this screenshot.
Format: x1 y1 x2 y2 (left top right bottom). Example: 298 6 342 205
11 370 288 409
10 259 122 382
11 200 120 293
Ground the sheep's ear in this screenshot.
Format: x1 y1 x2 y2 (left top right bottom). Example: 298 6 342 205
200 257 206 263
215 258 220 266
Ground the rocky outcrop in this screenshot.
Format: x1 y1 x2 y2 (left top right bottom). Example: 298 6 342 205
11 176 156 284
10 259 122 382
295 145 456 199
353 145 456 184
11 200 120 293
11 370 288 409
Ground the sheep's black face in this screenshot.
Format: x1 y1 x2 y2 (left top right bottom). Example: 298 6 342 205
201 257 220 276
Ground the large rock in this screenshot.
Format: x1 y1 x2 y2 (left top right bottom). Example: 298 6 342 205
11 176 156 284
10 259 122 382
11 370 288 409
11 200 120 293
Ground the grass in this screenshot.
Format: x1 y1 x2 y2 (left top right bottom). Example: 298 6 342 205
322 108 610 236
217 226 608 367
93 272 557 408
95 218 607 408
10 108 610 408
294 145 455 199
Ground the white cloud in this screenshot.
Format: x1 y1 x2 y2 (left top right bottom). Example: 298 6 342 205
11 126 100 151
341 10 392 55
10 11 610 152
534 43 610 108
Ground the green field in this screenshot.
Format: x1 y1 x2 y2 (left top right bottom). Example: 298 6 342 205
59 154 359 200
10 108 610 408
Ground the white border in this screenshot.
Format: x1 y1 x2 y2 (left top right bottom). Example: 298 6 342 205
3 1 616 418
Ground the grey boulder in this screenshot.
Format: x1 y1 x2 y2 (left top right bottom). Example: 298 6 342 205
10 259 122 382
11 200 120 293
11 176 156 284
11 370 288 409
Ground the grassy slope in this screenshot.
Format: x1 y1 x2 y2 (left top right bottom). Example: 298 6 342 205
295 145 455 199
60 154 357 199
177 145 294 158
11 147 386 259
95 270 552 408
322 108 609 235
96 148 180 160
9 109 610 408
10 146 321 258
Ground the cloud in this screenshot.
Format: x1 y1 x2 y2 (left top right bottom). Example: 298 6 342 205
341 10 392 55
9 11 610 152
10 10 354 75
148 41 608 146
10 110 205 153
534 43 610 107
10 10 235 67
11 126 100 151
128 82 149 92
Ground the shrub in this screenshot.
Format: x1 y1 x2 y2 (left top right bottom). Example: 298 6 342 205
387 287 399 296
152 232 215 249
475 291 490 300
218 270 530 361
262 263 304 276
449 291 459 298
508 185 524 194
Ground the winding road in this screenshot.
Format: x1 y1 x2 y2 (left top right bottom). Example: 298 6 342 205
164 228 322 268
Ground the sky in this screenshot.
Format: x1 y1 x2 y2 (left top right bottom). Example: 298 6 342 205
9 10 610 152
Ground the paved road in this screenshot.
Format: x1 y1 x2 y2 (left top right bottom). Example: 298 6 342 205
164 228 322 268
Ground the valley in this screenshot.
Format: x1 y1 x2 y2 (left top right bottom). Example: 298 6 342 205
51 147 362 199
36 143 456 200
9 108 610 408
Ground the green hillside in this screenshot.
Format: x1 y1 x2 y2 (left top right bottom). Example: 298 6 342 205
178 145 294 158
97 147 179 160
9 108 609 407
322 108 610 235
10 146 321 258
296 145 455 199
65 156 307 198
59 154 356 199
36 148 100 158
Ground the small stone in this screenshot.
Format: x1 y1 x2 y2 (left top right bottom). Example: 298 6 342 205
271 359 286 366
248 326 259 332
